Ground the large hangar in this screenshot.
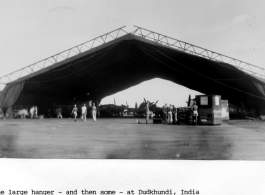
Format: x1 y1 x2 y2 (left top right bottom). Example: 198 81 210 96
1 26 265 115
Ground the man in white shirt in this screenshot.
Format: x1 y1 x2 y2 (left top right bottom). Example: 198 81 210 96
168 104 173 124
81 104 87 121
145 101 153 124
71 105 78 122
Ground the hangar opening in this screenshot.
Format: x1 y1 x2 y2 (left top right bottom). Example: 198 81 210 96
100 78 203 108
99 77 203 118
1 26 265 118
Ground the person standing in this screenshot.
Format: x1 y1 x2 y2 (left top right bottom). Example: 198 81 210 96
168 104 173 124
172 105 177 124
162 103 168 124
30 106 34 119
193 102 198 125
71 105 78 122
92 103 97 122
47 109 52 118
34 106 38 118
81 104 87 121
57 107 63 119
145 101 151 124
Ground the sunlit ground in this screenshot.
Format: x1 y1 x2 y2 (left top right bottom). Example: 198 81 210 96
1 118 265 159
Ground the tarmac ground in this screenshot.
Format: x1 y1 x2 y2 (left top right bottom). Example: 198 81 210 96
0 118 265 159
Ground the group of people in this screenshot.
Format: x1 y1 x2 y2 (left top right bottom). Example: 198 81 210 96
140 102 178 124
162 102 198 125
141 101 198 125
71 103 97 122
15 106 38 119
162 103 178 124
11 101 199 125
17 109 29 118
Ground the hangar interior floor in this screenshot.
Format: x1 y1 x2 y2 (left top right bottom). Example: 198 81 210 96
0 118 265 159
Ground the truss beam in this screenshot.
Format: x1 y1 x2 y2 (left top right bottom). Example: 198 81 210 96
1 25 265 90
0 26 127 89
132 25 265 79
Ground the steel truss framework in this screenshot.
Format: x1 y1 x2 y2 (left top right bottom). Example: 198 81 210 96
1 25 265 90
0 26 128 89
132 25 265 79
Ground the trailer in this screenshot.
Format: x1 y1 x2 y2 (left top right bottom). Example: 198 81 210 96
195 94 222 125
177 94 223 125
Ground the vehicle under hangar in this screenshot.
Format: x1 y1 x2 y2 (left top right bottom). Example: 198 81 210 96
1 26 265 116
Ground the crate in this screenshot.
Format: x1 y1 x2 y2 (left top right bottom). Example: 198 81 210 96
153 118 162 124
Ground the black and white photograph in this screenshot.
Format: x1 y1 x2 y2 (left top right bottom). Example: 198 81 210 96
0 0 265 194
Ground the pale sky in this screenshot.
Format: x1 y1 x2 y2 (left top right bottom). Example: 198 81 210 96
1 0 265 107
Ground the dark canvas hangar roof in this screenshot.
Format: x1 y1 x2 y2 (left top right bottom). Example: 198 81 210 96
1 32 265 112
